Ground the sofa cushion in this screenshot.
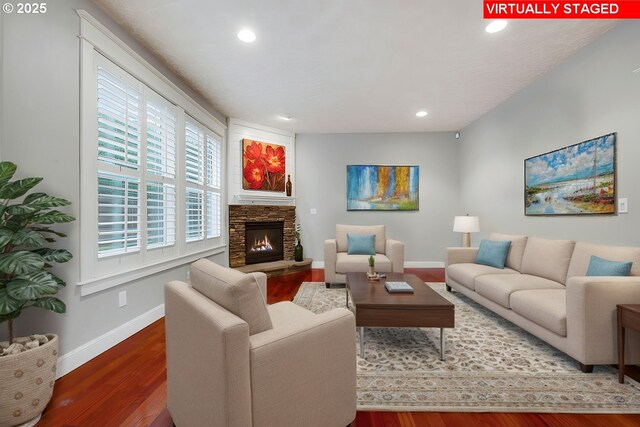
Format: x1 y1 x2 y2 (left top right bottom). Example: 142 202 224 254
475 239 511 269
336 253 392 273
566 242 640 279
489 233 528 272
510 289 567 336
520 237 575 285
347 233 375 255
336 224 386 254
475 274 565 309
190 259 273 335
446 263 519 291
586 255 633 277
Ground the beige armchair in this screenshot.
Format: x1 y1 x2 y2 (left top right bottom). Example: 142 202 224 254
165 259 357 427
324 224 404 287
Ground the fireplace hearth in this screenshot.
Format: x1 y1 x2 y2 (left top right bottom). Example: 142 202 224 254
245 221 284 264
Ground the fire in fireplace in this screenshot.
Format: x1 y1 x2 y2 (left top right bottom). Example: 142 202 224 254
245 221 284 264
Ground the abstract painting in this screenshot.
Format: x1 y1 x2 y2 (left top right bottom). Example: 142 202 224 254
242 138 286 192
525 133 616 216
347 165 419 211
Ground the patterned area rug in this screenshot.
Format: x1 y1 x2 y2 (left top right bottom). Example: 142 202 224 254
293 282 640 413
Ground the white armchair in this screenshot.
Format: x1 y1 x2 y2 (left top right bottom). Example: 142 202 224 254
324 224 404 287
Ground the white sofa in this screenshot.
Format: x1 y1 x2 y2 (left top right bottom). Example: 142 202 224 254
445 233 640 371
324 224 404 287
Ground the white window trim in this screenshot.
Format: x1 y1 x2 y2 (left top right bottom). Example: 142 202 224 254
78 10 227 295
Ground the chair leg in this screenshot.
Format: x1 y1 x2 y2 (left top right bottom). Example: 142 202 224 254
445 285 452 292
579 363 593 373
325 282 331 289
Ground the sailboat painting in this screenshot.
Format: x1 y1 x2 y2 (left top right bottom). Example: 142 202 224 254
525 133 616 216
347 165 419 211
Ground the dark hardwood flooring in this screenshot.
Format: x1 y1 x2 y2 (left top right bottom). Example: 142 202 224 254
37 268 640 426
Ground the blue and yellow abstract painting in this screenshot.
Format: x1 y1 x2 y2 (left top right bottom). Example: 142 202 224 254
347 165 419 211
525 133 616 215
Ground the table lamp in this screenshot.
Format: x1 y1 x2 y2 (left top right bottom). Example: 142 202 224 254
453 215 479 247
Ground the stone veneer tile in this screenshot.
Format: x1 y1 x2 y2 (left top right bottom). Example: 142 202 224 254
229 205 297 268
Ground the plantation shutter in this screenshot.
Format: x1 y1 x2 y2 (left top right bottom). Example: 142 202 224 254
98 173 140 255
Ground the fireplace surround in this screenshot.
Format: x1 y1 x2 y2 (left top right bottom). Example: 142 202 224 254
229 205 296 268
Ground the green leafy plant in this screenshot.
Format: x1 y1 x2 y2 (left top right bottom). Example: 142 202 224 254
368 255 375 267
0 162 74 344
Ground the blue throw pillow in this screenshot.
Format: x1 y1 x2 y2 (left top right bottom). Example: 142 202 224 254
475 239 511 269
586 255 632 276
347 234 375 255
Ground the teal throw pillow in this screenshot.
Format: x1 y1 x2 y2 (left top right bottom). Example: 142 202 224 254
586 255 632 276
347 233 375 255
475 239 511 269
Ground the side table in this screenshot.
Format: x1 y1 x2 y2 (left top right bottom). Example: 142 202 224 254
617 304 640 383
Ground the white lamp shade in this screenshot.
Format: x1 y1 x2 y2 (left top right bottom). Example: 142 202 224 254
453 216 479 233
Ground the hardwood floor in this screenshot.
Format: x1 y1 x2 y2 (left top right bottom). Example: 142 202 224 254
38 268 640 426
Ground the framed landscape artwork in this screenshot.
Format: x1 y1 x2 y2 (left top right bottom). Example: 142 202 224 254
524 132 616 216
347 165 419 211
242 138 286 192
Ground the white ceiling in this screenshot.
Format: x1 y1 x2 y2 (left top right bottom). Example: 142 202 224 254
93 0 616 133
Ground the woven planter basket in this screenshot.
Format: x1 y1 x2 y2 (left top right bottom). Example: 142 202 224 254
0 334 58 427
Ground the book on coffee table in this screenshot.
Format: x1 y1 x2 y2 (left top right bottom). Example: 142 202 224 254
384 281 414 293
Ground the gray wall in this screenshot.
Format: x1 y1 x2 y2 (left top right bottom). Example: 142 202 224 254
0 1 226 355
459 22 640 246
296 132 460 264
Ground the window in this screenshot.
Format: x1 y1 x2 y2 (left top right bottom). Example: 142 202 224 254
80 15 226 295
185 119 223 242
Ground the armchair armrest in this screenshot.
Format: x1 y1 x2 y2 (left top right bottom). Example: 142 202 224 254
324 238 338 283
566 276 640 365
385 238 405 272
249 305 356 427
446 247 479 267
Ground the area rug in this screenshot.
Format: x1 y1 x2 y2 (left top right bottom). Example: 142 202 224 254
293 282 640 413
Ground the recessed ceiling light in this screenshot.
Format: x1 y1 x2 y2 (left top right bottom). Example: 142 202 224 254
279 115 292 121
485 20 508 33
237 29 256 43
416 111 428 117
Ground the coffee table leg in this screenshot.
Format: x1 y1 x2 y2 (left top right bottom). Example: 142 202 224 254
440 328 444 361
360 327 364 358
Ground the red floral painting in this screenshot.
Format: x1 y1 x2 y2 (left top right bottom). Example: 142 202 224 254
242 139 286 192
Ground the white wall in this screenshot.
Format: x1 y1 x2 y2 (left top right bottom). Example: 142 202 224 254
0 0 226 373
296 132 460 266
459 22 640 245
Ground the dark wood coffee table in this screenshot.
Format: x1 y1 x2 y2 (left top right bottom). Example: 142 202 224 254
346 272 455 360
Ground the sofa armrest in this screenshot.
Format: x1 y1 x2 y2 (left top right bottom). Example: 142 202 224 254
249 272 268 303
566 276 640 365
385 239 405 272
249 306 356 427
446 247 479 267
324 239 338 283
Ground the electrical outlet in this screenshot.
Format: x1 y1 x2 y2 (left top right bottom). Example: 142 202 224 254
118 290 127 307
618 198 629 214
310 208 317 215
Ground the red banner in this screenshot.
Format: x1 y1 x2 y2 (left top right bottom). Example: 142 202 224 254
484 1 640 19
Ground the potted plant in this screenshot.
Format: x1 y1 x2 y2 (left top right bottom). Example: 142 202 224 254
368 255 375 276
0 161 74 427
293 223 303 262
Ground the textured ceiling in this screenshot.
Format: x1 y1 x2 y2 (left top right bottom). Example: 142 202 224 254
93 0 616 133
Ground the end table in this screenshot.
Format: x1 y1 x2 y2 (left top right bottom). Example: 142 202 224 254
617 304 640 384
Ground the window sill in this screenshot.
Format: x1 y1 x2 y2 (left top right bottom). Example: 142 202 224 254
78 245 227 296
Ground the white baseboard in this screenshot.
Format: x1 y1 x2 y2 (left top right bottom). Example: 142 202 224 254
56 304 165 379
311 261 444 269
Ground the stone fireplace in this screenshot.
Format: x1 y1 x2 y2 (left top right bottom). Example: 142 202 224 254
229 205 296 268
